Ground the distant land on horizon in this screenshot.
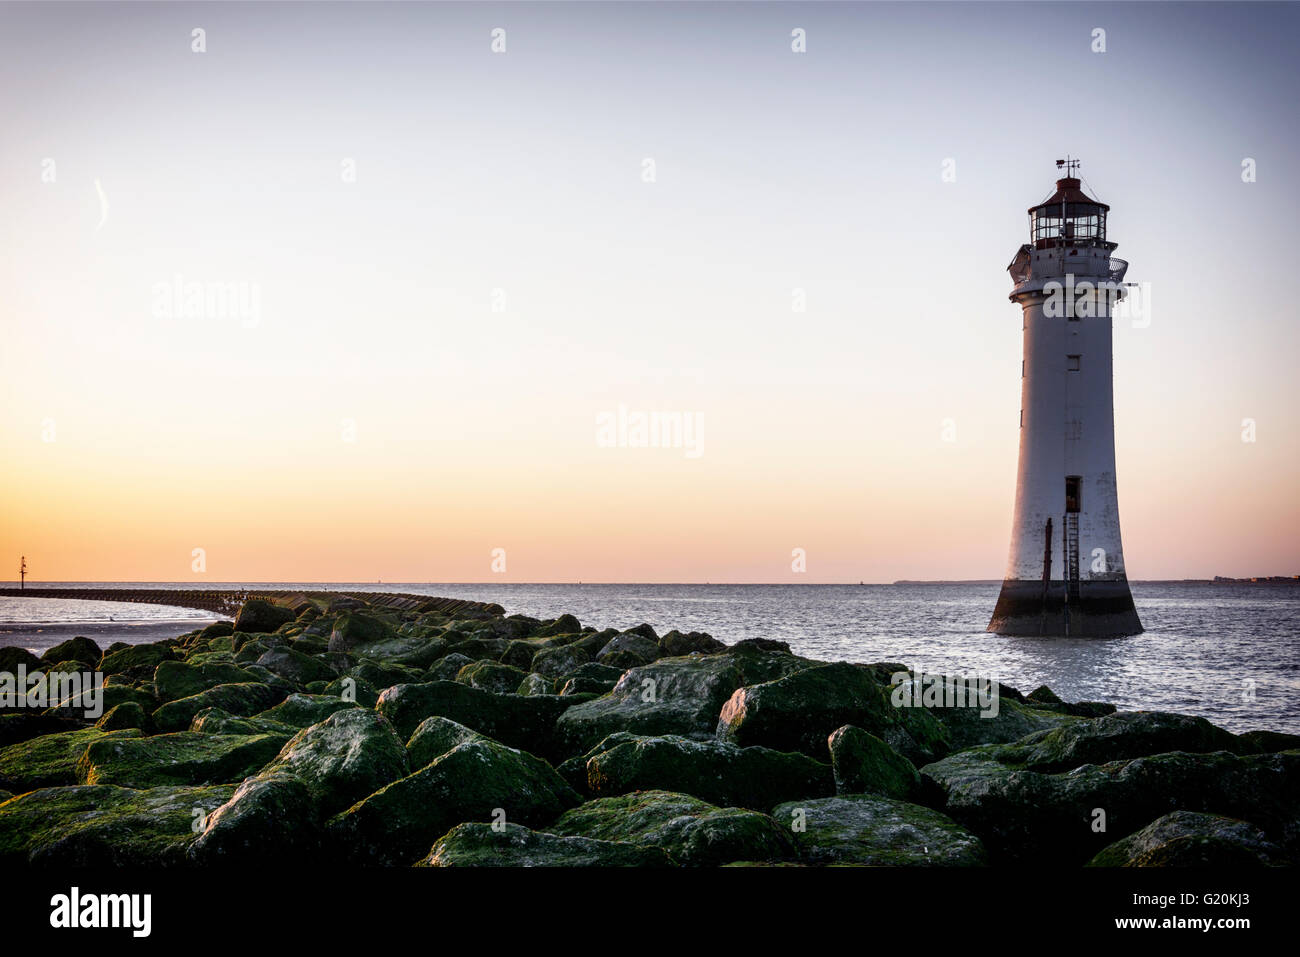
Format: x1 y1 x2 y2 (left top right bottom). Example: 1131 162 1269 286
3 577 1299 588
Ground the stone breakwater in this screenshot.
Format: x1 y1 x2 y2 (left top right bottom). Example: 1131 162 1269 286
0 592 1296 867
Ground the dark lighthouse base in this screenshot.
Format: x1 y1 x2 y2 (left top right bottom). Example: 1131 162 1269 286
987 579 1143 637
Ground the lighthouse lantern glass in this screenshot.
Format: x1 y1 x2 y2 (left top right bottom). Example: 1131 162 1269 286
1031 202 1106 248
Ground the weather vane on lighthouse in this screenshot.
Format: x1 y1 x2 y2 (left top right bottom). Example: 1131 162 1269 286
987 160 1143 637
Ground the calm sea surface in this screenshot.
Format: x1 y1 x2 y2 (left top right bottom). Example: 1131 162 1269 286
2 582 1297 734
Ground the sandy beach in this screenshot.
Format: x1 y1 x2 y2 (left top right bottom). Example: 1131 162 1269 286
0 620 220 657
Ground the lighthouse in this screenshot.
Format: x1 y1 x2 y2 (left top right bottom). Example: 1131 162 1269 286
987 160 1143 637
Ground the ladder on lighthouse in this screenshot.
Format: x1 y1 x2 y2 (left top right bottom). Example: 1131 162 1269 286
1064 513 1081 602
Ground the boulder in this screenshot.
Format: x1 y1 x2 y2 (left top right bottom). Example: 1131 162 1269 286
0 727 143 792
771 795 987 866
153 660 261 702
375 681 572 757
76 732 288 788
255 647 339 686
232 599 295 635
0 783 235 866
828 725 922 800
422 822 671 867
252 693 358 729
327 738 581 865
426 653 475 682
1003 711 1241 773
187 774 317 863
595 631 662 669
1087 810 1286 867
456 660 528 695
658 630 726 657
556 655 747 756
326 613 391 653
97 642 176 677
549 790 796 866
253 709 409 817
516 673 555 696
716 662 894 759
94 702 151 732
0 712 84 749
39 636 102 669
921 745 1300 865
151 682 288 733
530 644 592 679
1238 729 1300 754
406 716 490 769
584 734 834 811
0 646 42 673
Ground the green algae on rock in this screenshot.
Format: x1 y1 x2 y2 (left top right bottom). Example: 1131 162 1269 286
0 783 235 866
548 790 797 866
422 821 672 867
328 737 580 865
772 794 987 866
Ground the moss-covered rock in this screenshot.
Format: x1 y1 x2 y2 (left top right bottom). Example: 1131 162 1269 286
1087 810 1285 867
0 783 235 866
583 734 834 811
595 631 662 669
658 630 726 657
406 716 489 769
252 693 358 730
557 655 747 756
531 644 592 679
151 682 288 733
828 725 921 799
232 598 296 635
39 636 102 668
187 773 317 863
445 636 512 662
0 646 42 673
1237 729 1300 754
0 727 144 792
326 612 391 653
426 652 474 682
189 707 295 737
456 660 528 695
517 673 555 696
549 790 796 865
0 712 84 748
328 738 581 865
97 642 176 677
254 647 338 687
76 732 288 788
1003 711 1241 772
254 709 408 817
188 709 409 863
153 660 261 702
772 795 987 866
422 822 672 867
375 680 572 757
921 745 1300 865
716 662 894 759
95 701 151 732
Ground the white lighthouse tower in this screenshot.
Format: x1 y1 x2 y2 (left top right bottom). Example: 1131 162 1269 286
988 160 1142 637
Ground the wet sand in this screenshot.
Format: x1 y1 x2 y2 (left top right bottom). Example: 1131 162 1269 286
0 619 220 656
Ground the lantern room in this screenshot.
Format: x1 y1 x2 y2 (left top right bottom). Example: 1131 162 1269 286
1029 177 1109 250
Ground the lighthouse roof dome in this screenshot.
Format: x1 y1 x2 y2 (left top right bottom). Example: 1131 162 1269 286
1029 177 1108 213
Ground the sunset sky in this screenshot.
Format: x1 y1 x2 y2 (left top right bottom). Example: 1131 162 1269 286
2 2 1297 583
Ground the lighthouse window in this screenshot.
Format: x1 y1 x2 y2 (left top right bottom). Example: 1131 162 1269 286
1067 355 1081 371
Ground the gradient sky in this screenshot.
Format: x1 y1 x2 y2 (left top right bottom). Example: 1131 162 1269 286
1 2 1297 583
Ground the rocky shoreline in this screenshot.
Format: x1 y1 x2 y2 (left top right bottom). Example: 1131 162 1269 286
0 593 1296 867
